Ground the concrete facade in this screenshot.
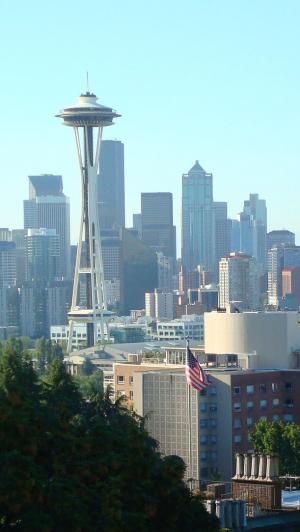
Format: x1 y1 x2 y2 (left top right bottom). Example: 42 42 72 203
204 310 300 369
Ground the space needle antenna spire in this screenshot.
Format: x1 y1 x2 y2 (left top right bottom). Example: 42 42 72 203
56 88 121 353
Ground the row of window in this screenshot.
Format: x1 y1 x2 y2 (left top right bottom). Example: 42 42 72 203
233 382 293 394
116 375 133 385
233 398 294 411
233 414 294 442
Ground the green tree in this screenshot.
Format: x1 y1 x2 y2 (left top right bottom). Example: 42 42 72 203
81 356 94 376
0 349 219 531
75 369 103 399
250 419 300 474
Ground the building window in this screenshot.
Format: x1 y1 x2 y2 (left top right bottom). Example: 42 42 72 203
272 382 280 392
273 398 280 407
200 403 207 412
233 402 241 412
209 419 217 428
200 435 207 444
259 384 267 393
200 451 207 461
246 385 254 394
285 382 292 391
234 435 242 444
117 376 125 384
285 398 294 408
260 399 267 409
260 416 267 421
200 419 208 428
273 415 280 421
247 417 253 427
234 418 242 429
209 403 217 412
129 391 133 400
200 389 207 396
129 376 134 385
247 401 254 410
210 435 217 444
210 452 217 461
283 414 294 422
233 386 241 395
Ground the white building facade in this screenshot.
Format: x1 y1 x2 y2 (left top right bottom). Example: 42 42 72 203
219 252 259 310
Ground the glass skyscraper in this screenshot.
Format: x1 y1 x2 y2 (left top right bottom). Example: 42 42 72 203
181 161 214 273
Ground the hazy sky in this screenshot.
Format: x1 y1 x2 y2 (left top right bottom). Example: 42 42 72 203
1 0 300 247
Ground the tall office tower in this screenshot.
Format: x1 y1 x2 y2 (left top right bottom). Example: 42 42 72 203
132 213 142 237
23 174 71 279
0 241 16 287
219 252 259 310
267 245 285 306
213 202 229 276
0 287 19 331
47 280 72 328
228 219 240 253
182 161 214 273
101 229 123 308
25 229 60 283
97 140 125 230
157 252 173 292
242 193 267 272
20 283 47 338
145 289 174 320
282 267 300 308
11 229 26 286
267 230 295 250
57 90 120 350
141 192 176 263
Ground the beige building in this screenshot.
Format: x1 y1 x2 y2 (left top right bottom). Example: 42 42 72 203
205 310 300 369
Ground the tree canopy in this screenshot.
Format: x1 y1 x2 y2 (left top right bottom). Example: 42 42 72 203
0 340 219 531
250 418 300 475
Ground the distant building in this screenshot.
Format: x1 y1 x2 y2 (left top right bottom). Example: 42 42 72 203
182 161 214 273
97 140 125 230
219 252 259 310
213 201 229 277
132 213 142 237
145 289 174 320
267 230 295 251
268 245 300 306
23 174 71 279
228 219 240 253
141 192 176 263
109 323 146 344
282 267 300 308
20 283 47 338
47 280 72 328
0 241 16 287
157 252 173 292
25 228 60 283
156 314 204 342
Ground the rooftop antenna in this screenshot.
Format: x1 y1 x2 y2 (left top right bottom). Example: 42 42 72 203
86 71 90 94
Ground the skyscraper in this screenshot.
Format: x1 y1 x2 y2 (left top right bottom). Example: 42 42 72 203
98 140 125 230
181 161 214 273
24 174 71 279
0 241 16 287
219 252 259 310
267 230 295 250
141 192 176 262
25 228 60 283
213 201 229 276
239 193 267 272
267 245 300 306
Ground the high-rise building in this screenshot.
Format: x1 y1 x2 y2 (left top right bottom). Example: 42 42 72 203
182 161 214 273
213 202 229 276
19 283 47 338
47 280 72 328
268 245 300 306
228 219 240 253
0 241 16 287
141 192 176 262
145 289 174 320
219 252 259 310
101 229 123 308
156 252 173 292
282 267 300 308
25 228 60 283
239 194 267 273
132 213 142 237
98 140 125 230
267 230 295 251
24 174 71 279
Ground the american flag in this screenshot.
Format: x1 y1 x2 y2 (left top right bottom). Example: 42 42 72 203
185 345 211 392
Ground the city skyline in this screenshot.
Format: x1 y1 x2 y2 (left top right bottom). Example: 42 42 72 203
1 1 300 247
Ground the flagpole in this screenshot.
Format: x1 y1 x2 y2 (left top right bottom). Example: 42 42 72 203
186 338 193 491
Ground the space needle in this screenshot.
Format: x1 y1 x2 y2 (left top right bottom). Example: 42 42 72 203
56 89 120 352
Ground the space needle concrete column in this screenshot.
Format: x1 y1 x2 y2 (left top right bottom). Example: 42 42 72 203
56 91 120 352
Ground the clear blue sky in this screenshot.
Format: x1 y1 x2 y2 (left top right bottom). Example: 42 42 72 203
1 0 300 247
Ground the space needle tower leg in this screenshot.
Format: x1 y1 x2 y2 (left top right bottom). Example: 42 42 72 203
57 91 120 354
